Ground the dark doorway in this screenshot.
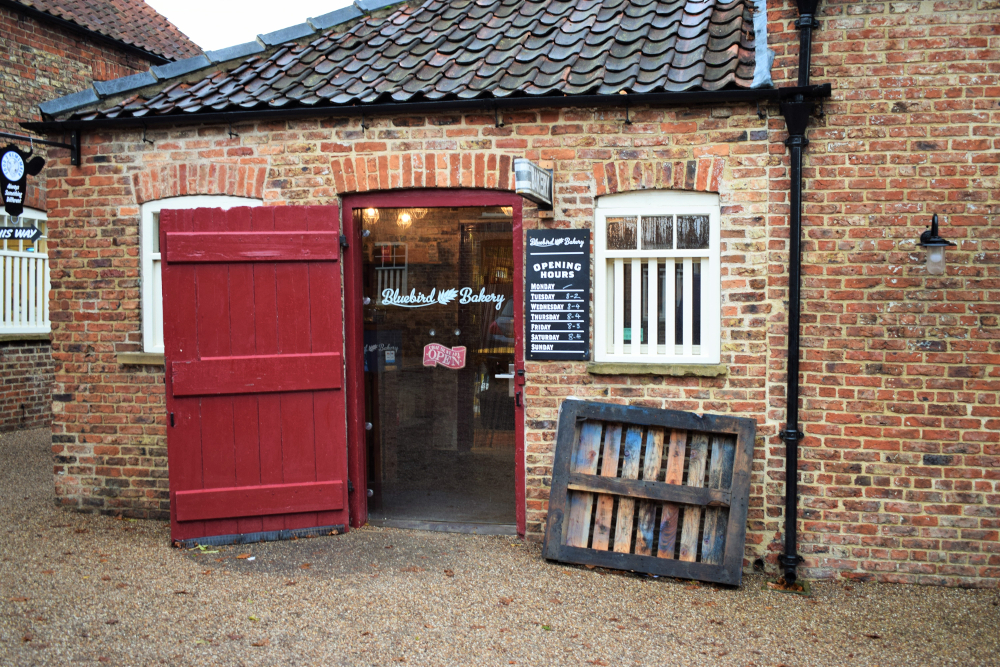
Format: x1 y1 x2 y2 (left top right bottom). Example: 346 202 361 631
359 205 517 529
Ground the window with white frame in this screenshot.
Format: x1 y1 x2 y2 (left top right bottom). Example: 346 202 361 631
594 191 721 364
140 196 263 353
1 208 49 334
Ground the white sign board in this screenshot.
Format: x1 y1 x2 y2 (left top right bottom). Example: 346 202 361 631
513 158 553 207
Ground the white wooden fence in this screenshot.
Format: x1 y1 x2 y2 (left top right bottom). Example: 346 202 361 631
1 251 50 334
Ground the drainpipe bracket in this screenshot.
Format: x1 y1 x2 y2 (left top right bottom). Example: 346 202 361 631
794 15 820 29
780 429 804 443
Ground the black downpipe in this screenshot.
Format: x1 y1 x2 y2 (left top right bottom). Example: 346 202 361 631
778 0 822 586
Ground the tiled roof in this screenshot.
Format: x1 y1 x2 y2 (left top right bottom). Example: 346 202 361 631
50 0 769 121
12 0 202 61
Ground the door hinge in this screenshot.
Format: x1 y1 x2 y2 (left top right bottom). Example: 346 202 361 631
340 234 349 249
348 479 354 493
169 412 175 427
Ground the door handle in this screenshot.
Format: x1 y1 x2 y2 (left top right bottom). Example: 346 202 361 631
495 373 514 379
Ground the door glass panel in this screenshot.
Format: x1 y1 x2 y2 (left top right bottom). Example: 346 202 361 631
360 206 516 525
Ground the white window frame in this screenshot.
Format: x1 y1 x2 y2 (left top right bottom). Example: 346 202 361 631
594 191 721 365
1 208 50 334
140 196 263 353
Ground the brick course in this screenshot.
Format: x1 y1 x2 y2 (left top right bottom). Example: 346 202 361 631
42 0 998 586
0 4 160 433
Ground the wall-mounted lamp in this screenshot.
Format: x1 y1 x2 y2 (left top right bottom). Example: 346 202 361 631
918 214 956 275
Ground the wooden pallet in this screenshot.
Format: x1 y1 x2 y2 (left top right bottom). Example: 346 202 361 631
542 400 756 586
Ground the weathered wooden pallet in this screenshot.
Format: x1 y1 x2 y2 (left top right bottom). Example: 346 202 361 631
542 400 756 586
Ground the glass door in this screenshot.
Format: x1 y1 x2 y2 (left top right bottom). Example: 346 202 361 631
360 206 516 526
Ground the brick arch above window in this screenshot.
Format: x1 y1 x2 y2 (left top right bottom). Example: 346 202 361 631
131 163 268 204
330 153 516 194
592 158 726 197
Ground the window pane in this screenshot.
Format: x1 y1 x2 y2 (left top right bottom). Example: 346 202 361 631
675 262 683 345
606 216 637 250
641 215 673 250
693 261 701 346
657 262 667 345
640 261 648 345
677 215 709 249
152 212 160 253
623 260 632 344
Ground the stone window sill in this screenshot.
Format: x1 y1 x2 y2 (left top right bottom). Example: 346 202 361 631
116 352 165 366
586 362 727 377
0 332 51 343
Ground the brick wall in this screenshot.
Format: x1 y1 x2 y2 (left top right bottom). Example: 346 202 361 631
0 340 54 432
42 0 998 585
0 4 159 437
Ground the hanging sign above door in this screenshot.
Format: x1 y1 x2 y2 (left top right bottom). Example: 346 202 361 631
526 229 590 361
1 145 44 218
513 158 553 208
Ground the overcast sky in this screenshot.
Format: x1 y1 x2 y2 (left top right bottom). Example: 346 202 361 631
145 0 356 51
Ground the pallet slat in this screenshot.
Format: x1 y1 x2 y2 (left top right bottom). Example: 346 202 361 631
678 432 710 562
591 424 623 551
657 429 688 558
612 426 644 553
635 427 665 556
701 435 736 564
564 421 604 548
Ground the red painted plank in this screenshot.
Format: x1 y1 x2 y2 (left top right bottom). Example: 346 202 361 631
227 207 264 535
250 208 285 533
306 206 348 528
162 208 206 541
175 481 344 522
193 207 239 539
274 205 319 530
164 231 340 263
171 352 343 397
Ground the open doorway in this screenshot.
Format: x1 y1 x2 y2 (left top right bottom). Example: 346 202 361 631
350 197 524 533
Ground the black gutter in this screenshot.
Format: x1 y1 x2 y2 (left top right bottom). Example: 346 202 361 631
778 0 823 587
22 85 832 134
0 0 174 66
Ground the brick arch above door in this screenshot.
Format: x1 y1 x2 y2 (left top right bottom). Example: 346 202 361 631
330 154 516 194
132 163 268 204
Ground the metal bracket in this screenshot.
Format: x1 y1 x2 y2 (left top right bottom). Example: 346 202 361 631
228 120 239 139
142 124 154 145
624 98 633 125
348 479 355 493
780 428 804 443
339 233 349 249
0 129 80 167
757 99 767 120
494 105 504 128
360 111 369 131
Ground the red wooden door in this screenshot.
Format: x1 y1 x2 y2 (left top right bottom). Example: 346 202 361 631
161 206 349 543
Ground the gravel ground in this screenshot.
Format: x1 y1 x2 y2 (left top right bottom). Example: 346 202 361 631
2 428 999 667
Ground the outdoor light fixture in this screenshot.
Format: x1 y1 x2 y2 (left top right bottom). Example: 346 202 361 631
918 214 956 275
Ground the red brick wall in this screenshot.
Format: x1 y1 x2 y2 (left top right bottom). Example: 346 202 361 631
42 0 998 585
0 4 159 436
0 340 54 432
764 0 1000 585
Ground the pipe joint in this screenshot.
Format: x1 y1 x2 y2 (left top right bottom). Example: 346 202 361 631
795 15 820 29
780 428 804 444
784 135 810 149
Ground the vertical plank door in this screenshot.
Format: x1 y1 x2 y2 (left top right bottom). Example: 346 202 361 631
161 206 349 543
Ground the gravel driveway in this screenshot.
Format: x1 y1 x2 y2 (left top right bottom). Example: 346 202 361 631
2 428 998 666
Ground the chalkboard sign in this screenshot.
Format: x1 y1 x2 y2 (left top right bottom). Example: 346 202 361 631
526 229 590 361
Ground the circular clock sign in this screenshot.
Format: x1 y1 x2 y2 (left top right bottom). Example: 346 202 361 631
1 150 25 182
